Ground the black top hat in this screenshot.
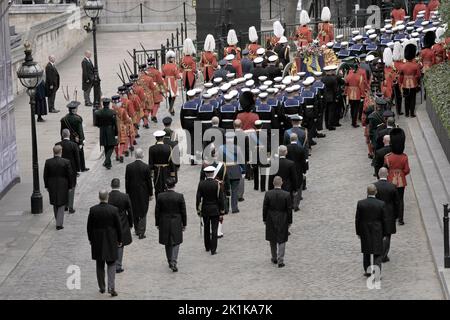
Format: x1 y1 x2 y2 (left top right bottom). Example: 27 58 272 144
423 31 436 49
102 97 111 107
404 43 417 61
239 91 255 112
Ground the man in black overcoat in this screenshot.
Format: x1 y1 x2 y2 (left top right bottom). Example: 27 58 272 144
81 50 95 106
372 135 391 178
125 148 153 239
373 168 400 263
155 178 187 272
108 178 133 273
45 55 60 113
196 166 225 255
95 98 118 169
56 128 80 213
43 145 74 230
355 184 389 277
263 176 292 268
286 134 308 212
87 190 122 297
268 145 299 196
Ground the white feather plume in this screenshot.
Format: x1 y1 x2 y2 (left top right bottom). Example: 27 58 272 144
436 27 445 42
393 42 403 61
227 29 238 46
300 10 310 25
183 38 196 56
383 48 393 67
204 34 216 52
249 26 258 43
321 7 331 22
273 21 284 38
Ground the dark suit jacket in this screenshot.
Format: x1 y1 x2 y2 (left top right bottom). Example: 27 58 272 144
268 157 298 193
82 57 95 91
108 190 133 246
372 145 391 177
196 178 225 216
263 188 292 243
87 203 122 262
43 156 74 207
287 143 308 187
155 190 187 245
355 197 389 255
125 160 153 218
374 179 400 235
94 107 118 147
56 139 80 184
45 62 60 96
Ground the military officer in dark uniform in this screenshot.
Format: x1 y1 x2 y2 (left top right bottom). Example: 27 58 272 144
162 117 180 181
266 55 282 81
180 90 200 165
60 101 89 172
95 98 118 170
300 77 319 146
149 130 176 198
322 65 339 131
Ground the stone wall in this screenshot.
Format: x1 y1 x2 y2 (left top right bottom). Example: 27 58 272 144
0 0 20 198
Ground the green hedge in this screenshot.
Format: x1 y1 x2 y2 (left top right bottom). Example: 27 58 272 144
425 63 450 135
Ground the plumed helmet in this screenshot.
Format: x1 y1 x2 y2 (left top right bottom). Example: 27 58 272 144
390 128 406 155
321 7 331 22
393 42 403 61
227 29 238 46
383 48 393 67
404 43 417 61
423 30 436 49
300 10 311 25
204 34 216 52
239 91 255 112
183 38 196 56
273 21 284 38
249 26 258 43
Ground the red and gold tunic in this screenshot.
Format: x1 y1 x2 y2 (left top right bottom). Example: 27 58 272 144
428 0 440 16
382 66 395 99
120 97 135 138
420 48 436 72
200 51 218 82
344 70 365 101
296 26 313 48
180 55 196 90
162 62 181 97
147 66 165 104
317 22 334 46
356 67 370 97
113 106 130 144
224 45 241 60
247 43 261 60
413 2 428 20
432 42 446 64
384 153 410 188
399 61 421 89
391 8 406 26
232 58 243 78
137 73 155 111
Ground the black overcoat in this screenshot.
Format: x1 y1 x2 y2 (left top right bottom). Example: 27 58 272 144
155 190 187 246
95 107 118 147
286 143 308 189
81 58 95 91
45 62 60 96
87 203 123 262
374 180 400 235
108 190 133 246
43 156 73 207
125 160 153 218
56 139 80 185
268 157 298 193
263 188 293 243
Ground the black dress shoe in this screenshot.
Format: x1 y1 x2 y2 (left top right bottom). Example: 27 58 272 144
399 112 404 115
135 134 141 138
310 140 317 146
278 263 285 268
83 168 90 172
335 123 342 127
271 258 277 264
316 133 326 138
138 234 146 239
238 198 244 202
171 265 178 272
124 151 129 157
382 257 390 263
109 290 118 297
231 210 239 214
151 117 158 123
85 102 93 106
294 207 300 212
65 207 68 211
398 221 405 225
37 117 45 122
352 124 360 128
49 109 60 113
217 234 223 238
211 251 217 255
56 226 64 230
328 127 336 131
116 156 120 161
99 289 105 294
411 114 416 118
133 141 137 145
144 124 150 129
120 156 124 163
205 248 210 252
364 273 372 277
116 268 124 273
69 208 75 214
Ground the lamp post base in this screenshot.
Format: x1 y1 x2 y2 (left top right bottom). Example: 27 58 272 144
31 192 43 214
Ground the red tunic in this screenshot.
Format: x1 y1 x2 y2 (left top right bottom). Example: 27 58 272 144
201 51 218 81
391 8 406 25
181 55 196 89
428 0 440 15
224 46 242 60
420 48 436 72
344 70 365 101
384 153 410 188
382 66 395 100
399 61 421 89
147 67 165 104
268 36 280 49
446 38 450 61
432 43 446 64
356 68 370 97
296 26 313 48
162 62 181 97
232 59 243 78
138 73 155 109
132 84 145 118
413 3 428 20
317 22 334 46
247 43 261 60
236 112 260 131
114 107 130 144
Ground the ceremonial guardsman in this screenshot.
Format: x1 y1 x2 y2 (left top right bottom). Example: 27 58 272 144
428 0 440 14
149 130 176 198
382 48 395 103
138 63 155 128
433 27 447 64
225 29 241 60
413 0 428 20
399 42 421 117
318 7 334 46
321 65 339 131
111 95 130 162
345 66 365 128
252 57 268 85
126 82 142 136
180 90 200 165
274 36 290 69
269 21 284 50
162 50 181 115
391 2 406 26
231 53 243 78
95 97 118 170
130 74 146 128
420 31 436 73
60 98 88 172
296 10 313 48
181 38 197 92
219 93 237 130
201 34 218 84
118 86 136 151
198 93 217 145
247 26 261 60
392 42 404 115
147 58 166 121
249 120 268 192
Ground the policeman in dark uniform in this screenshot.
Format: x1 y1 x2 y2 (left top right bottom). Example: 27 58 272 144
94 98 118 169
60 101 89 171
180 90 200 165
149 130 176 198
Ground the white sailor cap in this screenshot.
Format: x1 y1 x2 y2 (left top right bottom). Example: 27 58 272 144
285 86 295 93
226 73 236 78
364 25 372 30
225 54 235 61
313 71 323 77
341 41 349 46
207 88 219 95
255 120 263 126
187 90 196 97
385 24 392 29
425 27 437 33
407 26 415 31
392 27 398 32
237 77 246 83
336 34 344 40
397 25 405 31
421 21 430 26
268 55 279 62
258 92 268 99
291 84 301 91
367 29 376 35
290 115 303 121
354 35 364 41
264 80 273 86
154 130 166 138
245 79 255 87
384 19 392 24
411 32 420 38
203 166 216 173
386 29 393 34
326 41 334 48
214 77 223 83
297 72 306 77
229 90 239 97
417 13 425 18
230 80 238 86
266 88 277 94
278 36 288 44
352 30 360 35
387 42 395 48
195 88 203 95
418 10 426 15
202 93 212 99
241 88 251 93
258 76 268 82
259 85 268 91
254 57 264 64
416 27 424 32
366 55 376 62
282 77 292 85
256 47 266 55
323 65 338 71
396 20 404 26
303 76 315 86
251 89 260 95
244 73 253 80
223 93 233 100
204 82 213 88
407 21 415 26
380 28 386 33
369 34 378 40
291 76 300 82
274 77 283 83
220 83 231 91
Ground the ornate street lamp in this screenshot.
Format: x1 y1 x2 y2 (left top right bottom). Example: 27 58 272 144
17 41 44 214
83 0 104 123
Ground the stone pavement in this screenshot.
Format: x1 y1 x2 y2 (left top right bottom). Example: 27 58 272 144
0 31 445 299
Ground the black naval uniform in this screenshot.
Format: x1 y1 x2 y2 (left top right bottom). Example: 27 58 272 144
94 103 118 169
149 142 175 198
60 105 88 171
322 73 339 130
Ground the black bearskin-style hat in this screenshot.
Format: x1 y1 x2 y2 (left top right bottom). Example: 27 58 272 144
423 31 436 49
239 91 255 112
404 43 417 61
390 127 406 155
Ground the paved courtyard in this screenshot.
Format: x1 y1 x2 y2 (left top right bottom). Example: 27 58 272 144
0 32 444 299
